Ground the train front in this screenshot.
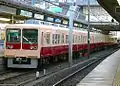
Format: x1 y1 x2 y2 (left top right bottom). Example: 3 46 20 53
4 25 39 68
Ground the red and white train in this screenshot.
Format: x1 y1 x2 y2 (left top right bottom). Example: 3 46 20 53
4 24 116 68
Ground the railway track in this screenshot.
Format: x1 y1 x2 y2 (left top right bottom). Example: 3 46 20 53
0 70 36 85
0 58 89 86
52 55 106 86
0 70 13 75
17 59 95 86
17 58 95 86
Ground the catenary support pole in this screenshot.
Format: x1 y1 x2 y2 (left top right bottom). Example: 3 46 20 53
88 0 90 58
68 0 74 67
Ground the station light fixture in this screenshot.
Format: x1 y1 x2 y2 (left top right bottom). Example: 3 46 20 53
117 0 120 5
0 18 10 22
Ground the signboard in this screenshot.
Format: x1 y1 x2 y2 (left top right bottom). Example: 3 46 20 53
20 10 32 17
46 17 54 22
63 20 68 25
54 18 62 23
0 32 5 40
34 14 44 20
74 23 78 27
78 23 82 28
48 6 62 13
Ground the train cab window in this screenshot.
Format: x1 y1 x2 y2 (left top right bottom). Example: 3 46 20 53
22 29 38 44
6 29 21 42
45 33 50 44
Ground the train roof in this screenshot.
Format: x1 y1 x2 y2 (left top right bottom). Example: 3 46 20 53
5 24 95 34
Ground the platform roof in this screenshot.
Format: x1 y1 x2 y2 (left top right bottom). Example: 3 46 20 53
97 0 119 24
0 0 87 24
0 0 119 32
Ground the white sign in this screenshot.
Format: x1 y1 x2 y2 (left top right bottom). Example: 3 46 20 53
34 14 44 20
20 10 32 17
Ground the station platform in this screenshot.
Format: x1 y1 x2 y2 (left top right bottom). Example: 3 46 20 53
0 49 4 57
76 49 120 86
0 44 4 57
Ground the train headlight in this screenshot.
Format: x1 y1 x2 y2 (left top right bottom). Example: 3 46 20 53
6 45 13 49
30 46 38 50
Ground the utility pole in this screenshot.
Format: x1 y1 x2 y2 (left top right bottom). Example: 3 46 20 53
68 0 74 67
88 0 90 58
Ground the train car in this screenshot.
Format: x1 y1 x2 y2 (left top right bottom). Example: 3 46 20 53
4 24 116 68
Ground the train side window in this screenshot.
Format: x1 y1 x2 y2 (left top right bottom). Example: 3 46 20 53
77 35 79 43
73 35 74 43
81 35 83 42
79 36 81 43
73 35 75 43
61 33 64 43
83 36 85 42
57 34 60 44
84 36 85 42
52 34 55 44
55 34 57 44
85 36 86 42
52 34 58 44
90 36 92 43
66 35 68 43
41 32 44 45
75 35 77 43
85 36 87 42
45 33 50 44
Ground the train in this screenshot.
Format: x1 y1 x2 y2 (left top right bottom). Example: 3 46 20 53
4 24 117 68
